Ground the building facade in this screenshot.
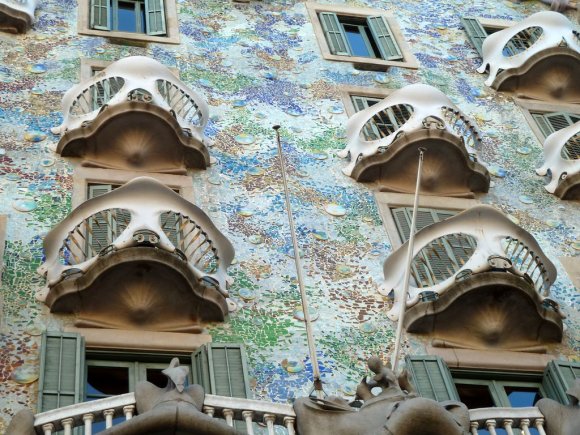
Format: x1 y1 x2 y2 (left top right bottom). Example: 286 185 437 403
0 0 578 433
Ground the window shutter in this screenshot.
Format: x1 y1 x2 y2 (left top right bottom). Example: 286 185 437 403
192 344 250 398
542 360 580 405
88 184 113 254
532 113 556 139
544 112 577 132
145 0 167 36
351 96 372 112
461 17 488 56
38 332 85 412
319 12 350 56
90 0 110 31
367 16 403 61
405 355 460 402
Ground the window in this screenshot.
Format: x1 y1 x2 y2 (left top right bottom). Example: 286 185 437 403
514 98 580 144
461 17 514 56
78 0 180 44
87 182 181 251
339 85 394 117
306 3 418 70
38 332 250 413
350 94 413 141
405 355 580 433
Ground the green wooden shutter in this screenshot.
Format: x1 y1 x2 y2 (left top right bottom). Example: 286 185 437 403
532 112 580 139
160 211 180 247
88 184 113 255
38 332 85 412
542 360 580 405
90 0 110 31
405 355 460 402
192 344 250 398
145 0 166 36
461 17 488 56
532 113 556 139
319 12 350 56
367 16 403 61
351 96 372 112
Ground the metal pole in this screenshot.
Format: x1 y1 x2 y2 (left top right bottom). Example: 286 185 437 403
273 125 323 397
391 148 426 373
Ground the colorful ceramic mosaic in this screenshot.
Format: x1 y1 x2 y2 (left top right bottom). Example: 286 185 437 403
0 0 579 431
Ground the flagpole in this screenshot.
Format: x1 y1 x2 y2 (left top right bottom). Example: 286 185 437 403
391 148 426 373
273 125 323 398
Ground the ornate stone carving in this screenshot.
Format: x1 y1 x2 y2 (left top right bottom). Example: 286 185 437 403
537 379 580 435
0 0 36 33
340 84 489 195
293 357 470 435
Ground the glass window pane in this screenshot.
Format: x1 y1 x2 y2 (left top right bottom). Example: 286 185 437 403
456 383 496 409
117 2 138 33
343 24 372 57
86 366 130 397
504 386 541 407
146 368 169 388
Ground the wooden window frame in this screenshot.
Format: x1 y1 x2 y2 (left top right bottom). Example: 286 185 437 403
338 85 394 117
515 98 580 143
375 192 478 250
78 0 180 44
305 2 418 71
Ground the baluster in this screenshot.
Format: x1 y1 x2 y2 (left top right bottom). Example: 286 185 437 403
42 423 55 435
520 418 531 435
61 418 74 435
264 414 276 435
123 405 135 420
223 409 234 427
534 418 547 435
284 416 296 435
242 410 255 435
83 413 94 435
103 409 115 428
503 418 514 435
469 421 478 435
485 419 498 435
204 406 215 418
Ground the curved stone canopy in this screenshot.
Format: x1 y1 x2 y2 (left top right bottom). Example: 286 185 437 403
351 128 490 196
51 56 211 172
536 120 580 198
340 84 488 195
477 11 580 102
383 205 559 324
0 0 36 33
405 272 563 350
37 177 235 331
46 248 228 332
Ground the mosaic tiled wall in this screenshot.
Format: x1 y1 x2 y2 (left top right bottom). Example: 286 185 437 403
0 0 579 429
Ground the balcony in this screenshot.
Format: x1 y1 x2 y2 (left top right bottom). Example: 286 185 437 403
13 393 550 435
477 11 580 103
536 119 580 199
0 0 35 33
36 177 234 332
51 56 211 174
339 84 489 197
383 205 563 350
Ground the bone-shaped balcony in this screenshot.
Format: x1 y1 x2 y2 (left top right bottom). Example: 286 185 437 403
37 177 234 332
51 56 211 173
536 120 580 199
339 84 489 196
477 11 580 103
383 205 562 350
0 0 36 33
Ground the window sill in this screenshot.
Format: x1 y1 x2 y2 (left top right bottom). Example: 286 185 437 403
324 52 418 71
78 28 180 45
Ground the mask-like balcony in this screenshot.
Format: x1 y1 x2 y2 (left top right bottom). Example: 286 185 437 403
477 11 580 103
36 177 234 332
51 56 211 174
0 0 35 33
383 205 563 351
339 84 489 197
536 120 580 199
